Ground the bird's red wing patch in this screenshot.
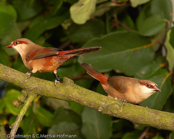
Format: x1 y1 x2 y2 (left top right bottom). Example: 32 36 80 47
27 48 60 60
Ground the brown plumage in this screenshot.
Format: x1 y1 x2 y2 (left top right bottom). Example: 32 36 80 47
7 38 101 82
81 63 161 104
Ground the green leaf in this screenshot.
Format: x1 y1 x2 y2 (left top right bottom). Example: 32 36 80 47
58 62 84 80
20 113 38 135
117 13 135 31
70 0 97 24
69 102 84 114
81 107 112 139
3 89 20 115
122 130 142 139
0 13 15 38
46 98 69 110
130 0 150 7
0 115 7 125
151 0 172 21
135 61 162 78
93 2 115 17
35 107 54 127
53 108 81 125
2 23 21 55
169 132 174 139
0 1 17 19
136 3 151 31
11 0 43 21
0 99 5 113
165 28 174 71
79 31 154 76
68 19 105 43
24 14 68 41
139 15 166 36
0 48 9 66
48 122 80 137
9 115 16 126
50 0 64 15
152 135 164 139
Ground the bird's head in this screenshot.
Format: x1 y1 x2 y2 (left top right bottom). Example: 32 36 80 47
137 80 160 99
6 38 35 55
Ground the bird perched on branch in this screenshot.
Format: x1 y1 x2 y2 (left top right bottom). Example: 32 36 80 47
81 63 161 104
7 38 101 83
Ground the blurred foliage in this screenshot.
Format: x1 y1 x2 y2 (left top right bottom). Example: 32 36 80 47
0 0 174 138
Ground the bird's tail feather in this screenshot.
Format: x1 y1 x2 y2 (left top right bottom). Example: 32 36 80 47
65 47 101 56
80 63 107 84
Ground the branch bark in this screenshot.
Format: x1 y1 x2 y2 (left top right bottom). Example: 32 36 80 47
0 63 174 131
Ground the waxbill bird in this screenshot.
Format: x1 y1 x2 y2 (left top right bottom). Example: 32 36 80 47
81 63 161 104
6 38 101 83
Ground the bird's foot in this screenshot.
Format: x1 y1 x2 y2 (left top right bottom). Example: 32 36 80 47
25 71 32 81
54 75 61 86
56 75 60 81
118 98 127 106
54 80 60 86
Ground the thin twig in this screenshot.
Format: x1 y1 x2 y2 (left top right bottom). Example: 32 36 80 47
139 127 150 139
112 14 132 31
10 93 37 139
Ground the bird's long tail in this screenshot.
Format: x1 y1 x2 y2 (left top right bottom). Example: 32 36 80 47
80 63 108 84
64 47 101 56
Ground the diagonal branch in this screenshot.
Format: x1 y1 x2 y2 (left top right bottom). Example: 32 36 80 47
0 63 174 131
10 93 37 139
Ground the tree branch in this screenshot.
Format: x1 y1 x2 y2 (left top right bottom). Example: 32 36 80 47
0 63 174 131
10 93 37 139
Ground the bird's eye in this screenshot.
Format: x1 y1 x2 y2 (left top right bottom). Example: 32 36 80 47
14 41 19 45
146 84 150 88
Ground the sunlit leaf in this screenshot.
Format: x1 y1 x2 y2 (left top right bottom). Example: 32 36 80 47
130 0 150 7
70 0 97 24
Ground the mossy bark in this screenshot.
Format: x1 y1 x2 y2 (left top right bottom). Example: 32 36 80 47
0 63 174 131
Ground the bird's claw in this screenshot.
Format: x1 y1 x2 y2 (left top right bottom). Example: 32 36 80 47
54 80 60 86
25 71 32 81
118 98 126 106
26 71 31 79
